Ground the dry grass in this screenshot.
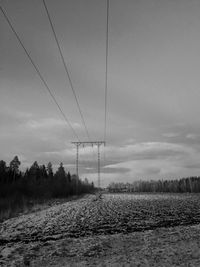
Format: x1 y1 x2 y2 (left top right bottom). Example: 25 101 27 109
0 194 86 222
0 195 29 222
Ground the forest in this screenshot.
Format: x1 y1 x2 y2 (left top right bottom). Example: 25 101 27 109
0 156 94 221
107 177 200 193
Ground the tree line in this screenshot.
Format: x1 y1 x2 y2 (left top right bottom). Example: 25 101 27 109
107 177 200 193
0 156 94 199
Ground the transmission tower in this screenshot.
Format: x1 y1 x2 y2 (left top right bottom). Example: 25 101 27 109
71 141 105 188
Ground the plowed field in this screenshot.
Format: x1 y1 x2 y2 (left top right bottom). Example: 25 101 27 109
1 193 200 266
1 193 200 243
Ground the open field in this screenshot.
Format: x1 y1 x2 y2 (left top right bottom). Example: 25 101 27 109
1 193 200 266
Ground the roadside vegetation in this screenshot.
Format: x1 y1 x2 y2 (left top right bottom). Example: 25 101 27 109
0 156 94 221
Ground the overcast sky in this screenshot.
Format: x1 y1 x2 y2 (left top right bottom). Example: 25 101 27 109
1 0 200 186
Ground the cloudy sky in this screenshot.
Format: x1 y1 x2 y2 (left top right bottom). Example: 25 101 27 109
1 0 200 186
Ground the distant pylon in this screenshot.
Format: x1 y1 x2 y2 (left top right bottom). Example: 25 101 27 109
71 141 105 188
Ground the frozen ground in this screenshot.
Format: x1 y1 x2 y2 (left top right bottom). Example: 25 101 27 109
1 193 200 266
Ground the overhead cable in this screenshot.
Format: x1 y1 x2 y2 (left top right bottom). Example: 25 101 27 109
0 5 80 141
104 0 109 144
42 0 91 141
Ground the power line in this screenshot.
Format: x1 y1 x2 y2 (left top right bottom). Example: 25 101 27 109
42 0 91 141
103 0 110 171
104 0 109 144
0 4 80 141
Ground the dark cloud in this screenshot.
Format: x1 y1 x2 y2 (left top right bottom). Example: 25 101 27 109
143 167 161 175
184 163 200 169
101 167 130 174
105 142 191 164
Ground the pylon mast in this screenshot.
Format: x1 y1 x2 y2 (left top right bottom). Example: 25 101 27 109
71 141 105 188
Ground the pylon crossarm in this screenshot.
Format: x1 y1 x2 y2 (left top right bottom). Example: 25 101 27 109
71 141 105 146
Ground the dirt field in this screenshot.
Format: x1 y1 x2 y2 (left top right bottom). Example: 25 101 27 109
1 193 200 266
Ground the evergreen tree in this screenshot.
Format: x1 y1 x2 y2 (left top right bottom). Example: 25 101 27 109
9 156 21 182
54 163 67 197
47 162 53 179
0 160 6 184
40 165 48 179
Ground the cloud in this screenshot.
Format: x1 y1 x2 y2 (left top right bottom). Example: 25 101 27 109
25 118 65 129
33 141 195 176
91 141 200 184
186 133 199 140
14 111 33 119
142 167 161 175
103 142 191 164
25 118 81 130
101 166 130 174
184 163 200 169
163 132 180 138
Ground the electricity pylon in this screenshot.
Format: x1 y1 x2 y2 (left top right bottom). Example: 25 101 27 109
71 141 105 188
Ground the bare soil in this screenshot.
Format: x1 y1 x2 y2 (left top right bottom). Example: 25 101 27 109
1 193 200 266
